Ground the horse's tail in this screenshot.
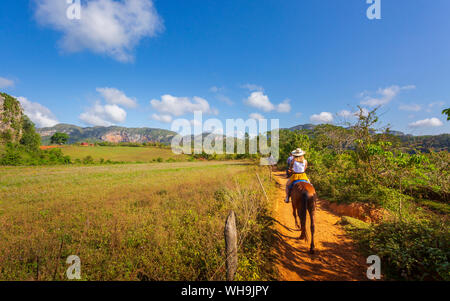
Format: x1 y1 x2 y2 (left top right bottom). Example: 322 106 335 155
299 191 309 242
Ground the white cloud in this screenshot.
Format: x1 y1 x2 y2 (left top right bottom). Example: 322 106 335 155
277 99 291 113
241 83 264 92
79 102 126 126
249 113 264 120
310 112 333 124
150 94 217 116
151 113 172 123
34 0 163 62
409 117 443 128
0 77 14 88
399 104 422 112
16 96 59 128
337 110 353 118
244 89 291 113
245 91 274 112
96 87 137 108
360 85 415 107
295 112 302 118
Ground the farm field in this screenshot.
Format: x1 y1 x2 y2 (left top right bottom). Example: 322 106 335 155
59 145 188 162
0 161 276 281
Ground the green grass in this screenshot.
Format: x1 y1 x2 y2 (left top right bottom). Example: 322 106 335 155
418 199 450 215
0 161 276 280
60 145 187 163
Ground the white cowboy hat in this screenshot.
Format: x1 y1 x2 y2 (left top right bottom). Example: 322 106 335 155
292 148 305 157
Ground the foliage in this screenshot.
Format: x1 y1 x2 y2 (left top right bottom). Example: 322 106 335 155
443 108 450 121
50 132 69 145
278 107 449 280
20 115 41 151
353 220 449 281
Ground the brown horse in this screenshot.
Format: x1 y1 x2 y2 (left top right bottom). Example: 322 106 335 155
290 181 318 254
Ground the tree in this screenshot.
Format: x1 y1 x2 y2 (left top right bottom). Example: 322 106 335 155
20 116 41 151
51 132 69 145
442 108 450 121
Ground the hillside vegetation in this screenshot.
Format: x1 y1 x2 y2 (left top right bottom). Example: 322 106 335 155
278 108 449 280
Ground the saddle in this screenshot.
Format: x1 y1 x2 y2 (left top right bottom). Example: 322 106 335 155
288 179 310 191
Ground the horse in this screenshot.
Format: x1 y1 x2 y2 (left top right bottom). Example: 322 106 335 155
290 181 318 254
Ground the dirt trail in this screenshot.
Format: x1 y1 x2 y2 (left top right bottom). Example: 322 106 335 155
271 171 367 281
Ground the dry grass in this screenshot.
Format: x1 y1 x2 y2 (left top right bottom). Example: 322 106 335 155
0 161 276 280
60 145 187 162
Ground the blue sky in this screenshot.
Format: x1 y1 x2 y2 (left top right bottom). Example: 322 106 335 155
0 0 449 135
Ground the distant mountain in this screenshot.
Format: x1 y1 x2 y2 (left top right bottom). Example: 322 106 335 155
37 124 177 145
288 124 317 131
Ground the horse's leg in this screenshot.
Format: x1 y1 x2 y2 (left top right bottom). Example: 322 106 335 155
308 199 316 254
298 193 307 240
292 201 300 229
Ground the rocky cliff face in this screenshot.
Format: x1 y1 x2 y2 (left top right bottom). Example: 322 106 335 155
0 93 24 143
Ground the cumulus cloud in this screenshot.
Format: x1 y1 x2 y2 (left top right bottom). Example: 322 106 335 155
399 104 422 112
409 117 443 128
277 99 291 113
244 89 291 113
0 77 14 88
79 88 137 126
152 113 173 123
16 96 59 128
150 94 217 116
80 102 127 126
360 85 415 107
245 91 274 112
249 113 264 120
34 0 163 62
96 87 137 108
310 112 333 124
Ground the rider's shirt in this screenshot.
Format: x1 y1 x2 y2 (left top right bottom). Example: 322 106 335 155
292 160 307 173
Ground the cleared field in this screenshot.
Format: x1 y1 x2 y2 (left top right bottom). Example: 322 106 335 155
60 145 188 162
0 161 275 280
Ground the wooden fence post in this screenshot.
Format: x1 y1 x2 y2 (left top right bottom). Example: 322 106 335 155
224 210 237 281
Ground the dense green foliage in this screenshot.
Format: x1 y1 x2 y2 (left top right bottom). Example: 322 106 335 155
278 108 449 280
443 108 450 121
50 132 69 145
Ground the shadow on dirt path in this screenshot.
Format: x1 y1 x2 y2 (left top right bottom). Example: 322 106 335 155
271 171 367 281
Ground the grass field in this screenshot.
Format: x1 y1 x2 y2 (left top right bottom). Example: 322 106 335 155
0 161 276 280
60 145 188 163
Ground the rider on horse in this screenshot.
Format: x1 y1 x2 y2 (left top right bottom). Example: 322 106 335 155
285 148 310 203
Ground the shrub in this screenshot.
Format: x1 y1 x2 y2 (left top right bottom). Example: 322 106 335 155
353 220 449 281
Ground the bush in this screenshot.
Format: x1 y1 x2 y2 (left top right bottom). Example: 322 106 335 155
354 220 449 281
82 155 95 164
